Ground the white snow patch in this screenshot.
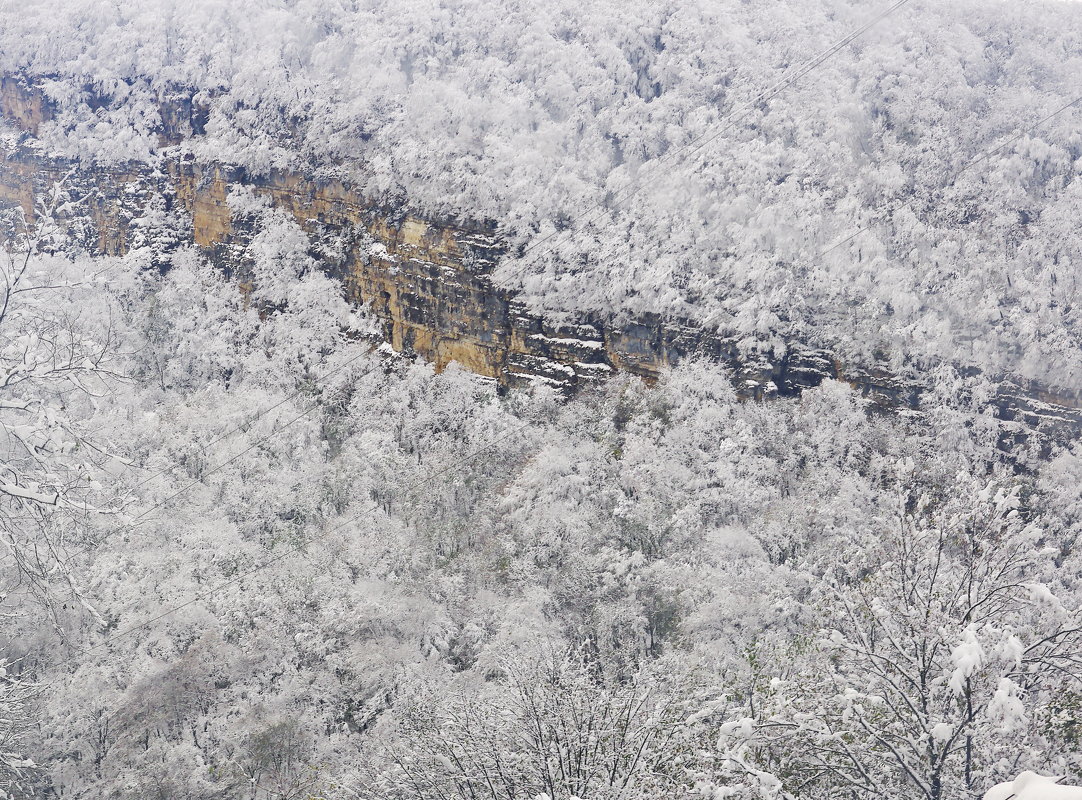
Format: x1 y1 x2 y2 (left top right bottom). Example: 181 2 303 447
984 772 1082 800
948 626 985 694
528 333 604 349
930 722 953 741
987 677 1027 733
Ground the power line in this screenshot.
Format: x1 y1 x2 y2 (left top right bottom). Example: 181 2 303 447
819 93 1082 258
512 0 915 268
130 348 375 489
60 407 535 666
63 347 380 562
37 0 916 681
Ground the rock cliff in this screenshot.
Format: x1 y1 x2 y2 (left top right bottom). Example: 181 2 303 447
1 73 1080 444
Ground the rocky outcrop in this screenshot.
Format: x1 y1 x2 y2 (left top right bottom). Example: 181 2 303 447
0 75 53 135
1 73 1080 445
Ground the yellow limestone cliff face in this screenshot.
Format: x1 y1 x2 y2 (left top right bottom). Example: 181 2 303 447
0 146 143 256
164 161 638 389
167 162 534 382
0 75 925 399
1 73 1081 443
171 163 233 248
0 77 52 136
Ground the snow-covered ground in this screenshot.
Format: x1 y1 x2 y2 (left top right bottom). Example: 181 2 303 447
986 773 1082 800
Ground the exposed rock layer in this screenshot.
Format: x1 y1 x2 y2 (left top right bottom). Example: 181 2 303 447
1 73 1080 444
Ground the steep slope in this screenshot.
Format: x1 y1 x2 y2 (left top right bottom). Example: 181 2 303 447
1 0 1081 391
2 72 1081 445
4 4 1082 797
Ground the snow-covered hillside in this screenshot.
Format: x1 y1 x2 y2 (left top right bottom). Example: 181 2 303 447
2 2 1082 799
7 233 1082 799
2 0 1081 386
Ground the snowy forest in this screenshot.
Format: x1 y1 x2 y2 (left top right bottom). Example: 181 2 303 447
4 0 1082 385
1 0 1082 798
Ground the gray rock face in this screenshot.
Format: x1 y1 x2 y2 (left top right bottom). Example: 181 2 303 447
1 73 1080 449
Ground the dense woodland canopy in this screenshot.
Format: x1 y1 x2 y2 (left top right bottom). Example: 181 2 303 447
2 0 1082 385
0 1 1081 798
0 168 1078 799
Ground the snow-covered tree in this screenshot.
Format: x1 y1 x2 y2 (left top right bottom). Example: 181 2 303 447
0 190 127 608
370 647 716 800
731 478 1082 800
